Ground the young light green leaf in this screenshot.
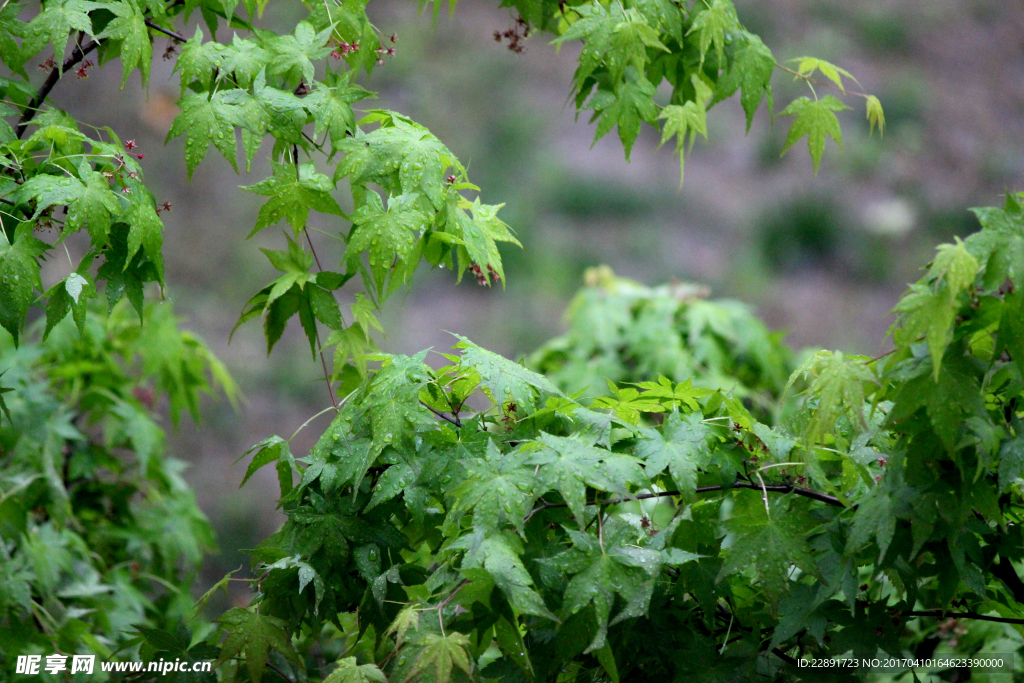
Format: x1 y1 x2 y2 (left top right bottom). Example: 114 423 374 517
779 95 848 175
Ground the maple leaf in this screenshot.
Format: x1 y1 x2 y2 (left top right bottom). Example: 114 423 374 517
323 657 386 683
405 632 473 683
0 223 47 344
447 441 535 533
243 161 343 237
591 379 664 424
13 162 123 247
453 334 559 411
336 111 458 210
306 71 374 152
789 56 859 94
787 350 876 444
585 68 658 161
24 0 93 66
633 376 713 411
219 34 271 89
711 32 775 131
634 411 712 492
95 0 152 87
543 523 652 653
779 95 848 175
266 20 333 87
215 608 302 683
346 191 429 296
686 0 738 69
453 530 556 619
866 94 885 136
719 494 820 601
657 75 712 184
453 198 520 286
166 90 242 179
175 26 224 92
525 433 646 524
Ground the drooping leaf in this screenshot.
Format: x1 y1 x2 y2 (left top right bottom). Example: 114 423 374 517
779 95 848 175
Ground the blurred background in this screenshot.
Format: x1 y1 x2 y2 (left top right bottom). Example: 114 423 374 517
34 0 1024 603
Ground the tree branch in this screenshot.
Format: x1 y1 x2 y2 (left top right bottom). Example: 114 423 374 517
421 401 461 427
17 35 99 138
523 481 845 520
145 18 186 43
904 611 1024 626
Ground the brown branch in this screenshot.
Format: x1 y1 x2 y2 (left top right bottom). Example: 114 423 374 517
17 35 99 138
523 481 845 520
421 401 461 427
904 610 1024 626
145 18 186 43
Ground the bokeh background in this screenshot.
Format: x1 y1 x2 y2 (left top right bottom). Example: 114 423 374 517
34 0 1024 603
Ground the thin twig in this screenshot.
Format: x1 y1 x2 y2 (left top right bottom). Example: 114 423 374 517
145 18 186 43
421 400 460 427
303 228 339 409
17 35 99 138
903 611 1024 626
542 482 846 510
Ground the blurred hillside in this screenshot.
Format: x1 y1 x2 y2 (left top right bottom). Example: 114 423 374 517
25 0 1024 602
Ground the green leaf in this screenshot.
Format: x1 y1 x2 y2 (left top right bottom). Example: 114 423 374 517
215 608 301 683
346 191 429 295
544 522 652 653
307 72 374 152
779 95 848 175
633 376 713 411
0 223 47 344
167 90 242 179
448 441 535 533
789 56 859 94
24 0 94 65
123 195 164 281
711 32 775 131
686 0 738 68
591 379 664 424
635 411 712 491
787 351 876 444
219 34 270 89
866 95 885 136
405 632 472 683
453 334 560 411
526 433 646 524
95 0 152 87
455 199 520 286
657 75 712 184
585 68 659 161
266 20 333 87
323 657 386 683
240 435 291 487
175 26 224 92
454 530 556 620
244 161 343 237
719 493 820 600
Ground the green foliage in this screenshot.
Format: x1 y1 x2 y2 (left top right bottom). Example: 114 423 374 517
529 266 793 421
11 2 1024 683
0 303 232 676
